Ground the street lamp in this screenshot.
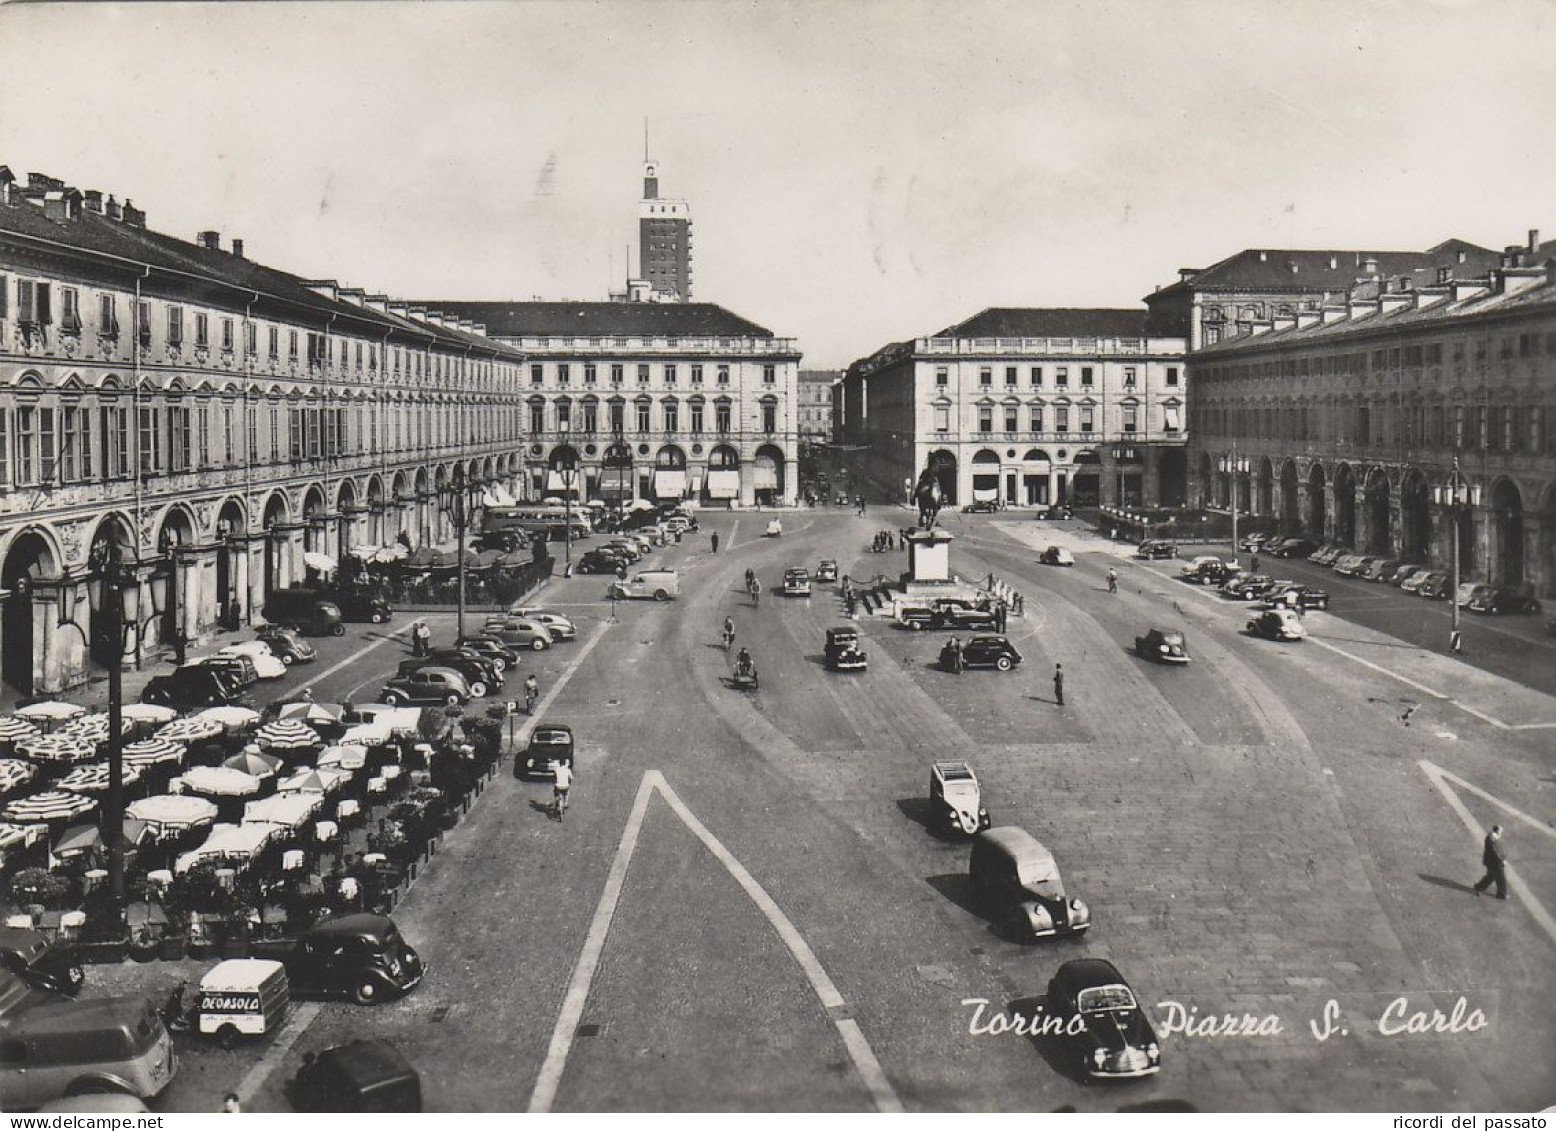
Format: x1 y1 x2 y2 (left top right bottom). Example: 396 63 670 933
87 536 133 931
437 465 483 642
604 431 632 534
555 448 579 576
1432 455 1481 653
1219 448 1250 558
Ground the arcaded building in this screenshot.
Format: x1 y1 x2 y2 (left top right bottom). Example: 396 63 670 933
1188 233 1556 595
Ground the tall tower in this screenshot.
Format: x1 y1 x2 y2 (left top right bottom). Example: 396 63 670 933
638 157 693 302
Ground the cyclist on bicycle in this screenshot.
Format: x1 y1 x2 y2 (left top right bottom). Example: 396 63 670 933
750 576 762 606
735 647 755 680
524 674 539 714
722 616 736 651
1107 567 1118 594
551 759 572 818
745 568 756 592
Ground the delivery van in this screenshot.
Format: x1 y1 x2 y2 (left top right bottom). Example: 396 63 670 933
197 958 291 1048
0 995 176 1108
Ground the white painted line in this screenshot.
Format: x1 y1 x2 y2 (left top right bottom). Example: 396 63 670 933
512 620 612 748
528 770 657 1114
1418 760 1556 948
1421 760 1556 842
527 769 904 1113
234 1002 321 1106
727 519 741 550
295 622 413 695
651 773 904 1112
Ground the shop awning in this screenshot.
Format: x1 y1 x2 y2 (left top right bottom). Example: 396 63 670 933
706 470 741 499
653 470 687 499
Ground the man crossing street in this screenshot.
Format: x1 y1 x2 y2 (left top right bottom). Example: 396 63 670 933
1473 825 1508 899
1053 662 1065 706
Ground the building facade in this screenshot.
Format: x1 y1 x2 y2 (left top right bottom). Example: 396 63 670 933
414 301 802 510
1188 234 1556 596
638 160 692 302
0 169 533 697
796 369 836 443
1146 240 1501 351
837 309 1188 508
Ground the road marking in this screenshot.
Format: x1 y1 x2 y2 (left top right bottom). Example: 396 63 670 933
234 1002 321 1106
512 620 612 746
528 769 903 1113
294 622 414 694
1418 760 1556 948
726 519 741 550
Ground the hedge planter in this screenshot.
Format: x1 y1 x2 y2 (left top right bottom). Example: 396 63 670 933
159 935 188 961
78 937 131 965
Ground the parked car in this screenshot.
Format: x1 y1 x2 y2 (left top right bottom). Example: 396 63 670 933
214 644 286 681
250 915 424 1005
1219 574 1277 601
1456 582 1492 608
378 669 471 708
516 723 574 779
1388 564 1427 587
1047 959 1161 1079
1133 627 1190 664
0 927 83 996
944 635 1023 672
195 653 261 689
931 598 998 630
1466 586 1542 615
290 1039 421 1113
1238 533 1272 552
397 652 498 697
507 608 577 640
1178 556 1236 585
143 665 244 710
782 568 813 597
0 994 178 1108
482 617 555 651
324 587 394 624
577 549 627 574
929 761 991 836
1135 540 1178 560
1310 544 1350 567
896 607 936 631
1247 608 1307 641
1269 537 1319 558
1359 558 1401 582
969 827 1089 938
255 626 316 665
961 500 999 514
1259 582 1330 610
611 570 681 602
1400 570 1441 595
262 589 346 637
457 635 520 674
815 560 839 584
1417 572 1454 600
1334 554 1375 577
602 540 642 562
1039 545 1074 567
823 626 868 672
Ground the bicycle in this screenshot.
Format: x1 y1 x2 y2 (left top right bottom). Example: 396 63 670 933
1107 571 1119 595
722 626 735 653
524 677 539 715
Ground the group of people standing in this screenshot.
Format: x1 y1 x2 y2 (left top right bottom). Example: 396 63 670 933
871 530 908 553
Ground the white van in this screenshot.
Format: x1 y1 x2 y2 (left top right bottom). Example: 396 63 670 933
610 569 680 602
197 959 291 1048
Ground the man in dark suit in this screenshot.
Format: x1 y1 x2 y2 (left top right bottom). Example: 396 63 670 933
1473 825 1508 899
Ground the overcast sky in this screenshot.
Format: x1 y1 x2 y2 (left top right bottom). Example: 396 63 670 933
1 0 1552 368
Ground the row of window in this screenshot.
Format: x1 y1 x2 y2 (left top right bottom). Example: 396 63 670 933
0 399 526 488
529 398 779 435
1198 330 1556 383
941 403 1183 435
1195 401 1550 455
936 364 1180 390
527 361 778 387
0 274 522 389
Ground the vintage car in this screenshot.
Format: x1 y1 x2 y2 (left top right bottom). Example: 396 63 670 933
823 626 868 672
782 568 812 597
324 587 394 625
456 635 520 674
815 560 839 584
516 723 574 779
0 927 83 996
764 519 784 537
396 653 498 698
1359 557 1402 582
1238 532 1272 552
1417 572 1454 600
1219 573 1277 601
1258 582 1330 611
1270 537 1320 559
1039 545 1074 567
143 665 245 710
1334 554 1376 577
578 549 628 574
214 643 287 681
482 617 555 650
1135 540 1178 560
1308 544 1347 566
1133 627 1190 664
896 607 936 631
194 653 261 689
961 500 1000 514
929 761 991 836
969 828 1089 938
1388 564 1427 587
943 636 1023 672
1047 959 1161 1079
1247 607 1307 641
255 626 316 665
378 669 471 708
602 539 642 562
611 570 680 602
931 598 998 630
1400 570 1441 595
1178 556 1236 585
1466 586 1542 615
250 915 423 1006
507 608 577 640
290 1039 422 1113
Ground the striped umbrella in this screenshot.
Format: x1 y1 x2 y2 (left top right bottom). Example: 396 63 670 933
222 750 284 778
122 703 179 727
63 713 134 744
255 720 322 752
0 759 37 795
156 717 224 743
122 737 188 769
339 722 393 746
14 701 87 724
18 734 97 766
1 790 98 824
0 717 41 747
275 702 344 727
317 744 369 771
0 821 46 851
127 793 219 835
194 705 263 731
277 767 351 795
57 762 144 795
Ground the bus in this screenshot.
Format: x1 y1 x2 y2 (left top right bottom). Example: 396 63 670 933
481 505 591 544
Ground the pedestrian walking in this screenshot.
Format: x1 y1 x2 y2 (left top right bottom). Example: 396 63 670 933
1053 663 1065 706
995 602 1008 633
1250 552 1260 573
711 531 720 554
1473 825 1508 899
1107 568 1118 594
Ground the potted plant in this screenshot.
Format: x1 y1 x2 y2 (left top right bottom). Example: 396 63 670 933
75 890 131 965
7 867 69 911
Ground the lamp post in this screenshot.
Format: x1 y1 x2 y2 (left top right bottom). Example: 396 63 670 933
1433 455 1480 653
1110 445 1133 511
557 449 578 576
438 465 482 642
604 431 631 534
1219 448 1249 559
88 537 131 930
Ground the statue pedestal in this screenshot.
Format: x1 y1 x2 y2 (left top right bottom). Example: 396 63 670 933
899 528 974 603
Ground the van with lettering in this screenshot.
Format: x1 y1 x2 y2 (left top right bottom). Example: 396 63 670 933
197 959 291 1048
0 994 176 1108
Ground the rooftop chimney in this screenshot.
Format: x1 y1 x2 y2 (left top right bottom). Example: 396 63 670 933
231 238 244 259
121 199 146 228
1328 255 1338 270
1529 229 1541 254
197 230 220 250
1178 268 1197 283
1361 256 1379 276
104 194 121 221
82 189 103 213
1258 250 1268 262
42 189 82 223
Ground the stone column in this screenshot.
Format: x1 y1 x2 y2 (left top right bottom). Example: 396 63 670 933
1143 449 1162 508
1296 481 1312 537
1100 451 1119 507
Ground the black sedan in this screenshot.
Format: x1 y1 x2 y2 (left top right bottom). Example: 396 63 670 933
1135 540 1178 560
943 636 1023 672
1466 586 1542 615
1259 582 1330 610
457 635 521 673
931 599 998 630
326 587 394 624
0 927 83 996
397 650 500 696
142 665 245 710
1133 627 1190 664
577 550 628 574
1269 537 1319 558
961 500 1000 514
1047 958 1161 1080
